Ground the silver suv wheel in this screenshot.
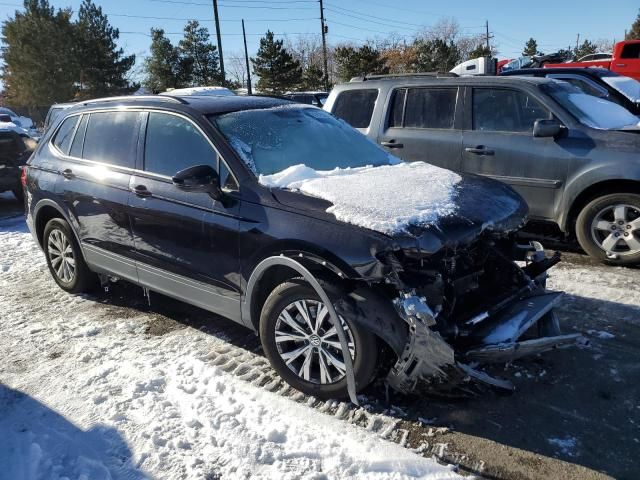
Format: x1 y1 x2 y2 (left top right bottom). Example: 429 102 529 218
590 204 640 256
47 228 76 283
274 299 355 384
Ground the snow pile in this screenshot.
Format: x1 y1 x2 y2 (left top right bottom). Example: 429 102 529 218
0 218 463 480
260 162 461 235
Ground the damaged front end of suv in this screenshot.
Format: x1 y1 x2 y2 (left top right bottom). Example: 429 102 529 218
328 175 583 396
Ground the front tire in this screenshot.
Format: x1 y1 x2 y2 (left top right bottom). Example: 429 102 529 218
259 279 377 400
43 218 97 293
575 193 640 266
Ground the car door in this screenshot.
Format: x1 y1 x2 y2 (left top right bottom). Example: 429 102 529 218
377 86 463 170
128 110 242 321
614 42 640 79
461 86 570 220
53 110 141 282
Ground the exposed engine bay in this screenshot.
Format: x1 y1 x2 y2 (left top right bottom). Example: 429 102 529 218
376 234 582 394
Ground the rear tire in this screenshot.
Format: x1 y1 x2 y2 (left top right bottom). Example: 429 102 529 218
575 193 640 266
260 279 377 400
43 218 97 293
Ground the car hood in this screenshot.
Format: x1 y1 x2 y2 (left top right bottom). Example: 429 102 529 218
270 167 528 255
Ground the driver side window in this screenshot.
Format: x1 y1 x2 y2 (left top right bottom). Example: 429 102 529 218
473 88 551 133
144 112 216 177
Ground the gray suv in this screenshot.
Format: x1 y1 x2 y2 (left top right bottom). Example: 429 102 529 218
325 74 640 266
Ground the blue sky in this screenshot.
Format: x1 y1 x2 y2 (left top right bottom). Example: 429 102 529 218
0 0 638 76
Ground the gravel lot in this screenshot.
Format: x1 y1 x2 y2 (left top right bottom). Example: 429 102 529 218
1 193 639 480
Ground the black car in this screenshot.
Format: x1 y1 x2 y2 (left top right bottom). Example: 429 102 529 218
23 95 577 400
282 91 328 107
0 130 32 201
501 67 640 115
326 74 640 266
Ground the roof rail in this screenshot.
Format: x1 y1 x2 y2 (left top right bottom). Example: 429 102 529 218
349 72 459 82
79 95 189 106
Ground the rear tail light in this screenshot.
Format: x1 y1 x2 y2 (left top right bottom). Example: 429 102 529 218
20 165 27 187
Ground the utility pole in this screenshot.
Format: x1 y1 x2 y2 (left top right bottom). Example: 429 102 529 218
212 0 225 85
242 19 252 95
319 0 329 91
575 33 580 51
485 20 490 51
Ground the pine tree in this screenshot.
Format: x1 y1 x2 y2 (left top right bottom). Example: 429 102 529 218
627 9 640 40
251 31 302 94
143 28 182 92
468 44 491 59
523 38 539 56
75 0 136 99
334 45 388 81
574 39 597 60
300 64 324 91
1 0 77 106
178 20 220 86
411 39 460 72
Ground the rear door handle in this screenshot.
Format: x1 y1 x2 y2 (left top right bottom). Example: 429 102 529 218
380 140 404 149
132 184 152 197
615 64 627 68
465 146 495 156
61 168 75 179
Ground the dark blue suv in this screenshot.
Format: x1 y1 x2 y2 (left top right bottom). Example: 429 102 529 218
23 94 578 400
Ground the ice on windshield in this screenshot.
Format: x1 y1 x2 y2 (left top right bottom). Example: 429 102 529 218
211 105 393 176
545 82 639 130
601 76 640 103
259 162 461 235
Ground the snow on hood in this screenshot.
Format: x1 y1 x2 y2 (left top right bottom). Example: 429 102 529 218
602 76 640 103
259 162 461 235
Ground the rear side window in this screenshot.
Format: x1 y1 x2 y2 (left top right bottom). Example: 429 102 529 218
621 43 640 59
473 88 550 133
83 111 140 168
144 112 216 177
332 89 378 128
52 115 79 155
403 88 457 129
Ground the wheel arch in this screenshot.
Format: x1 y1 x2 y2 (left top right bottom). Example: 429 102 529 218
243 254 408 358
563 179 640 234
34 200 73 247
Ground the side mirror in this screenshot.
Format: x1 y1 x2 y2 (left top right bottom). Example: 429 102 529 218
533 119 564 138
172 164 222 199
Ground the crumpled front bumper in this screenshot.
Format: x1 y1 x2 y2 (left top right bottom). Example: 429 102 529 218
386 249 583 394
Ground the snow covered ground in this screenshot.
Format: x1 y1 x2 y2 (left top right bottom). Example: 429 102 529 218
0 217 462 480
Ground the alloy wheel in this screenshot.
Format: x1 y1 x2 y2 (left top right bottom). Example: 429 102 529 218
274 299 355 385
590 204 640 256
47 228 76 283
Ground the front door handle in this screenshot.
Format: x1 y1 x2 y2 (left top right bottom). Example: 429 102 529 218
380 140 404 149
132 184 152 197
465 146 495 156
61 168 75 179
615 64 627 68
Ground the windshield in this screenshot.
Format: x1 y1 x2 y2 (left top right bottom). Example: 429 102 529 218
542 81 639 130
601 75 640 103
210 105 394 176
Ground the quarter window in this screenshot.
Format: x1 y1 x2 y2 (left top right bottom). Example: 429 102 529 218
332 89 378 128
403 88 457 129
52 115 79 155
473 89 551 133
83 111 140 168
144 112 217 177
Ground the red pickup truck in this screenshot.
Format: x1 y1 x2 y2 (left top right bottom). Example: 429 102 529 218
545 40 640 80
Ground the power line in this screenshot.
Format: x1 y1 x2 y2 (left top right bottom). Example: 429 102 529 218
109 13 317 22
324 2 425 28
